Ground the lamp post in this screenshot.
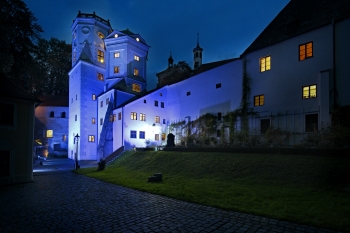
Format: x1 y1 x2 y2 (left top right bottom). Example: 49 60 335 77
74 134 80 170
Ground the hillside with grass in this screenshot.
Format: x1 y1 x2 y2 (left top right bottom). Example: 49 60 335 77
76 151 350 232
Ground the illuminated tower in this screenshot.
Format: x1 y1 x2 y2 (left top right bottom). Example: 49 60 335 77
193 33 203 70
68 12 112 161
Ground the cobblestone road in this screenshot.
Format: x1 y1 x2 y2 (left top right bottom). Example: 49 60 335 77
0 159 344 233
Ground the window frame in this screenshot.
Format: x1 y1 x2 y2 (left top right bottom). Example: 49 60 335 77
302 84 317 99
140 113 146 121
260 55 271 72
254 94 265 106
88 135 95 142
130 130 137 139
97 72 104 81
134 55 140 61
131 112 137 120
155 116 160 123
46 130 53 138
139 131 145 139
114 52 120 58
299 42 313 61
132 83 141 92
97 50 104 63
114 66 120 73
133 68 139 76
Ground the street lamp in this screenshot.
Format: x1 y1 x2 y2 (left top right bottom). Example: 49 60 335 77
74 134 80 170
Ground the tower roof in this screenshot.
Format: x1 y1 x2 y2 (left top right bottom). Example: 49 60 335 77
168 52 174 64
193 33 203 52
76 11 111 27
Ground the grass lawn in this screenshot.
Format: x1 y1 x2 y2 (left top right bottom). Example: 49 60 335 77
76 151 350 232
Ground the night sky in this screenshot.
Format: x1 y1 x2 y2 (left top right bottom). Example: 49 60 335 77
23 0 289 90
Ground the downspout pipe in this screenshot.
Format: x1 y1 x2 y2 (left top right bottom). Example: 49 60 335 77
332 19 337 110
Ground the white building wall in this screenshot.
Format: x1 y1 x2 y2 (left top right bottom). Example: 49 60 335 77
244 25 333 139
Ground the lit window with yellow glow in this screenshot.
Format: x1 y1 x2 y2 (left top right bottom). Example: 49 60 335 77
114 66 119 73
92 94 96 100
131 112 137 120
299 42 313 61
97 50 104 63
254 95 265 106
92 118 96 124
133 68 139 76
97 72 104 81
140 113 146 121
114 52 120 58
132 83 141 92
260 56 271 72
46 130 53 138
155 116 160 123
113 114 116 121
302 85 316 99
134 55 140 61
88 135 95 142
97 32 104 39
62 135 67 141
161 133 166 141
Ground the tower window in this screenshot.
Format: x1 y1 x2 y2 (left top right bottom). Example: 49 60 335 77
132 83 141 92
97 50 104 63
49 111 54 118
97 72 104 81
88 135 95 142
114 66 119 73
92 118 96 124
161 102 164 108
133 68 139 76
97 32 104 39
114 52 120 58
155 101 158 107
134 55 140 61
260 56 271 72
92 94 96 100
216 83 221 89
46 130 53 138
187 91 191 96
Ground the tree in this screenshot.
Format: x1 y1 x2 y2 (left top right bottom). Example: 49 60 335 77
0 0 43 75
157 61 192 87
34 38 71 96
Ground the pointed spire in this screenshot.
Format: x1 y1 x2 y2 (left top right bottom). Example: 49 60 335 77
168 51 174 68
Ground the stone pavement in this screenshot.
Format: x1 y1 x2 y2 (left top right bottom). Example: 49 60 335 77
0 159 344 233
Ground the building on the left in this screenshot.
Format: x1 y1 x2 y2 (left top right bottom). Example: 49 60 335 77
0 73 40 185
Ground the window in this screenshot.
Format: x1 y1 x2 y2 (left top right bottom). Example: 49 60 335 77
260 119 270 134
140 113 146 121
163 119 166 124
299 42 313 61
131 112 137 120
155 116 160 123
100 101 103 107
106 98 109 105
49 111 54 118
92 118 96 124
118 112 122 120
88 135 95 142
254 95 265 106
305 114 318 132
114 66 119 73
46 130 53 138
134 68 139 76
114 52 120 58
130 130 137 139
134 55 140 61
97 32 104 38
97 50 104 63
217 112 222 121
139 131 145 139
162 133 166 141
161 102 164 108
61 112 66 118
187 91 191 96
100 118 103 125
302 85 317 99
75 115 77 121
97 72 104 81
113 114 116 121
62 135 67 141
155 134 159 141
160 93 162 96
76 94 77 100
216 83 221 89
0 103 14 126
92 94 96 100
260 56 271 72
132 83 141 92
144 99 147 104
155 101 158 107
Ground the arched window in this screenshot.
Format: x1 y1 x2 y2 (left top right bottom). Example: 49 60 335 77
49 111 54 118
61 112 66 118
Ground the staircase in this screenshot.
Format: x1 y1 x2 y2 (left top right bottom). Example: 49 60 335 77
105 146 124 164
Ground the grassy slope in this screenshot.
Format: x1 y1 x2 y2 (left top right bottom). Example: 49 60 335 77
76 151 350 232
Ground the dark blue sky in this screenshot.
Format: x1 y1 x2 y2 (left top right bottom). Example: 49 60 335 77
23 0 289 90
